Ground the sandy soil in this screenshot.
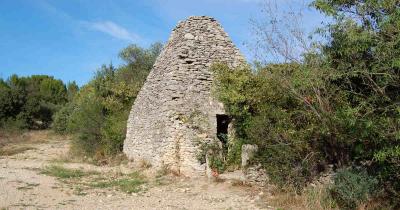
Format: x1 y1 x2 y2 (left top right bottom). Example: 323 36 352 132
0 131 271 210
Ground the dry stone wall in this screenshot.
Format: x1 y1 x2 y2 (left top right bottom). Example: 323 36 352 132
123 16 245 176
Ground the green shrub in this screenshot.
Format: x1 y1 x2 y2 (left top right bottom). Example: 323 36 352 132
68 93 104 156
89 172 146 193
0 75 69 129
225 137 243 168
41 165 99 179
212 63 329 190
212 1 399 201
208 155 226 174
52 103 74 134
330 168 378 210
0 116 28 131
196 139 227 173
41 165 87 179
100 111 129 156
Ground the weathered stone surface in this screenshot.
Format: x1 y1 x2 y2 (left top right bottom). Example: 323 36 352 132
245 164 268 187
123 16 245 176
241 144 258 168
184 33 195 40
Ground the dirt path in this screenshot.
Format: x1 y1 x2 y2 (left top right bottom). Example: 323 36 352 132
0 131 271 210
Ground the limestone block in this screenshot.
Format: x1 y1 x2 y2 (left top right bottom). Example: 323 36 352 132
241 144 258 168
184 33 195 40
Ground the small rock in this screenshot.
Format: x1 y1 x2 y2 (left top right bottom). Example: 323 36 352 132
184 33 195 40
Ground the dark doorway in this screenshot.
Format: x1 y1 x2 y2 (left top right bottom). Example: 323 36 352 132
216 114 230 145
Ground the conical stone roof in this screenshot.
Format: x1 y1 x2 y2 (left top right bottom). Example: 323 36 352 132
123 16 245 176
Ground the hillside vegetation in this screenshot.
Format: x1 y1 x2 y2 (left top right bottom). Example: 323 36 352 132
0 75 77 130
52 43 162 161
212 0 400 209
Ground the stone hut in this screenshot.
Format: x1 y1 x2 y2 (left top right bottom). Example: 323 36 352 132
123 16 245 176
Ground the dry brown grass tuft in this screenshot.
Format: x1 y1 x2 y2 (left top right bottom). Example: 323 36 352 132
0 130 28 147
0 130 63 146
231 180 252 187
0 145 36 156
0 130 67 156
138 159 152 169
265 184 338 210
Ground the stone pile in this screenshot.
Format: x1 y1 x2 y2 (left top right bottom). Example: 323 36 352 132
123 16 245 176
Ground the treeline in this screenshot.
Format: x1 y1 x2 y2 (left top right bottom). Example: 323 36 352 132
0 75 78 130
52 43 162 161
0 43 161 162
212 0 399 209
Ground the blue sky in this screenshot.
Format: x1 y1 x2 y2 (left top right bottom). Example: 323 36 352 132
0 0 325 86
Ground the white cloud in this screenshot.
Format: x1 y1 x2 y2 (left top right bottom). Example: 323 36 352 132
87 21 139 42
36 1 140 43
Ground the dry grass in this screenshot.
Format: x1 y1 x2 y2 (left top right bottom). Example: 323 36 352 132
16 182 40 191
41 165 99 179
0 130 67 157
41 164 148 194
0 145 36 156
50 151 91 164
153 165 181 186
0 130 28 147
138 159 152 169
267 188 393 210
231 180 253 187
265 184 338 210
89 171 147 193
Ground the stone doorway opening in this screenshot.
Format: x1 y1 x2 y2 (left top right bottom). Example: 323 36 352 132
216 114 230 146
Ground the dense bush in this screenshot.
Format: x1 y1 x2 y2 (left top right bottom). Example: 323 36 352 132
314 0 400 204
68 89 104 156
212 0 400 205
330 168 378 210
52 103 74 134
212 63 334 190
0 75 70 130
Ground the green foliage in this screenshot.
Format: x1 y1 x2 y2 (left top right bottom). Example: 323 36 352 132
0 75 69 129
100 110 130 156
225 137 243 168
41 165 98 179
66 81 79 101
197 140 227 173
52 103 74 134
211 1 399 203
68 89 104 156
58 43 162 161
89 172 146 193
208 154 226 174
312 0 400 203
330 168 378 210
212 63 332 190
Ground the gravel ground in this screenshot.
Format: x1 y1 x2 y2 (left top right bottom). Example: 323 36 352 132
0 131 270 210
